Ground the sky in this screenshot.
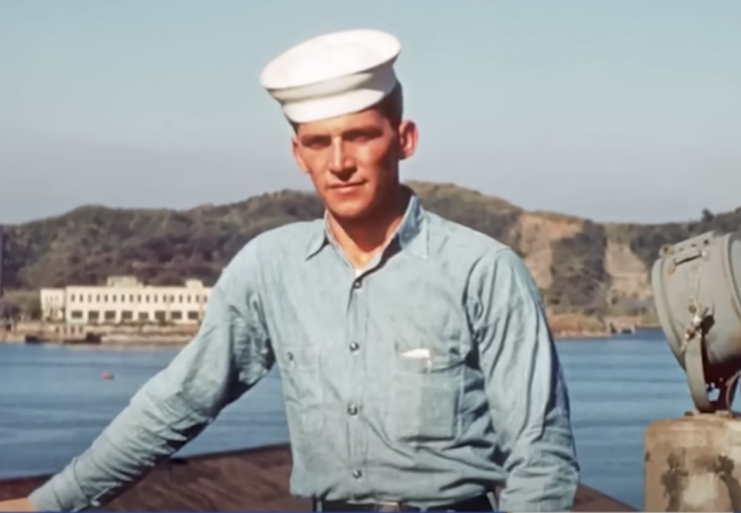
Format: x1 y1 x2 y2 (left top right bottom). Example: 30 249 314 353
1 0 740 224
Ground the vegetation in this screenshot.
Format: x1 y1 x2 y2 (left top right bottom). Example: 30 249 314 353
0 290 41 321
547 221 608 313
2 181 740 316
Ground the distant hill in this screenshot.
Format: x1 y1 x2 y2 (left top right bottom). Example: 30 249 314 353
4 181 740 316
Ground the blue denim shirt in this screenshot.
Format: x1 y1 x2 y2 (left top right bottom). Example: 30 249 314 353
29 192 579 512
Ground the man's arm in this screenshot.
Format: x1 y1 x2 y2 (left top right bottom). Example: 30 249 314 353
467 248 579 512
5 242 275 512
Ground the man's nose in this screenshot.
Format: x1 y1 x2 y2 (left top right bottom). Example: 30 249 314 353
328 139 353 173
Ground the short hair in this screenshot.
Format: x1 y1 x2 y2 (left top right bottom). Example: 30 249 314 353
378 82 404 126
290 82 404 132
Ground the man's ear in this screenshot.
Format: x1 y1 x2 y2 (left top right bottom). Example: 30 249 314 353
291 136 310 174
397 119 418 161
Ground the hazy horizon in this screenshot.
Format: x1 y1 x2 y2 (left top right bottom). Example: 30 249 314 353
2 1 740 225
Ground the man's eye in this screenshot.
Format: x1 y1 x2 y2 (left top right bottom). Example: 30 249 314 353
304 138 330 149
346 131 375 142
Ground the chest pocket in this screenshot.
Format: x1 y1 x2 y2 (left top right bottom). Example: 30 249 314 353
389 343 464 443
279 344 325 435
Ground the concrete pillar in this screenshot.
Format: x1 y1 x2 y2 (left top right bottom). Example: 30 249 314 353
644 413 741 512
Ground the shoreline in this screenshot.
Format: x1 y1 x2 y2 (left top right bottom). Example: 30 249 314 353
1 330 655 350
0 316 661 350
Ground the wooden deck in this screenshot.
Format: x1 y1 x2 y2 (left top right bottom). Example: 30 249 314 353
0 444 636 511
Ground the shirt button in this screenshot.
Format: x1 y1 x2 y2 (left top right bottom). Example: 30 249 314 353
352 469 363 479
349 342 360 352
347 404 358 416
353 279 362 290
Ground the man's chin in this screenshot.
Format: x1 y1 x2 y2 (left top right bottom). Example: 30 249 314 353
326 203 373 223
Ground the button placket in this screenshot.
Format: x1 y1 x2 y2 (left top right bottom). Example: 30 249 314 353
345 266 369 483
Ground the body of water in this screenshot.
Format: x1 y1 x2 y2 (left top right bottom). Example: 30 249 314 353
0 332 694 510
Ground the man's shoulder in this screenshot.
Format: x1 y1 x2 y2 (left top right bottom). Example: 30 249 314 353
426 211 515 261
229 219 324 266
426 214 541 303
425 211 536 288
253 219 324 246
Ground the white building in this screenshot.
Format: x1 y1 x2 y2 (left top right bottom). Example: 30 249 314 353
40 276 212 325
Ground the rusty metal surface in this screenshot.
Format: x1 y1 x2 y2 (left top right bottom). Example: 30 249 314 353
0 443 635 511
645 414 741 512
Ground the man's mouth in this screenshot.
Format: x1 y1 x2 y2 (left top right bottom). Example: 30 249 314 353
329 182 364 191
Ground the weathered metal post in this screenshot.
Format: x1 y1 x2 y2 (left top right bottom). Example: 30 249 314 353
644 414 741 512
646 231 741 512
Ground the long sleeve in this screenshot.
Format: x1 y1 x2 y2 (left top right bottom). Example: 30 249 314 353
466 248 579 512
28 242 275 512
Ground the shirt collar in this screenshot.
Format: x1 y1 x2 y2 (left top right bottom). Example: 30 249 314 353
305 186 429 260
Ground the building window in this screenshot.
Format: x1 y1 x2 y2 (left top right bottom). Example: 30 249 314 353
70 294 76 302
96 295 101 302
104 295 108 302
121 311 133 321
88 294 92 302
187 311 199 320
70 310 83 319
112 295 117 303
153 294 159 303
138 312 149 321
178 295 183 303
171 311 183 320
145 295 150 303
89 311 100 322
129 294 134 303
154 311 166 322
104 311 116 321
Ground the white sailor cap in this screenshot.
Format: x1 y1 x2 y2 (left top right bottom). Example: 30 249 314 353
260 29 401 124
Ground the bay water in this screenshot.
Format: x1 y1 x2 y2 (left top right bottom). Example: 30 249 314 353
0 332 693 510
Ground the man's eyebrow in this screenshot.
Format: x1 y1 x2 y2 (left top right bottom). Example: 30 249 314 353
298 133 330 145
344 125 383 136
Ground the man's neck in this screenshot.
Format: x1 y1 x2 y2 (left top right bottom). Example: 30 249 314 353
327 188 409 270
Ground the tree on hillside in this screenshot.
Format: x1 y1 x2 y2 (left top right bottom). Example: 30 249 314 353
5 291 41 321
0 296 20 329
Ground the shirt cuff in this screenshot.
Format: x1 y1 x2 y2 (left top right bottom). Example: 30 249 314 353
28 469 93 512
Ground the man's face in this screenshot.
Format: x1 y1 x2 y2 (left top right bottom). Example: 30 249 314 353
291 106 417 221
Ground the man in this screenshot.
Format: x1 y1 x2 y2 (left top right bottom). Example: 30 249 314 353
0 29 579 512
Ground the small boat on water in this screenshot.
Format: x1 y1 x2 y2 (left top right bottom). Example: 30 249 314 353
62 332 102 345
0 444 635 511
